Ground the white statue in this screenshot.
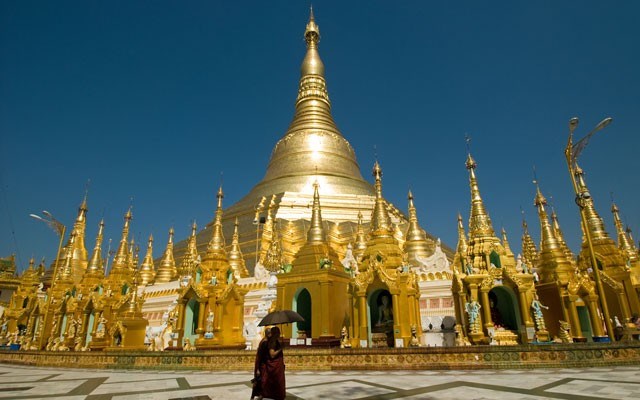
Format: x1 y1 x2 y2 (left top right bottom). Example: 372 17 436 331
341 243 359 275
253 262 269 280
465 300 482 333
414 238 450 273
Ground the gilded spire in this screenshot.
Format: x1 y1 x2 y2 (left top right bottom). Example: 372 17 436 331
307 181 327 244
207 186 226 255
110 208 132 275
179 221 200 277
85 219 105 278
534 184 573 282
466 153 495 238
228 217 249 278
369 161 393 237
155 228 177 283
612 202 638 262
575 164 610 242
501 228 513 256
57 233 75 282
521 217 539 266
354 211 367 260
65 193 89 280
551 207 574 262
456 213 468 255
138 234 156 286
404 190 431 263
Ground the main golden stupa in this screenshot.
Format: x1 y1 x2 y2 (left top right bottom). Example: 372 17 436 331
172 9 446 270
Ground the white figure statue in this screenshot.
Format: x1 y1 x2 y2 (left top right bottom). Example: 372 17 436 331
340 243 359 275
253 262 269 280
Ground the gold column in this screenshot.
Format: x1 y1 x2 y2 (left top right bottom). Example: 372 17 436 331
567 298 583 339
196 300 206 335
616 290 631 321
518 291 531 326
319 281 331 337
358 294 367 346
586 296 604 337
480 289 492 330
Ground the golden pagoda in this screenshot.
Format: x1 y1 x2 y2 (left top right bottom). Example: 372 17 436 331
531 184 600 340
573 166 640 321
611 202 640 292
452 153 547 344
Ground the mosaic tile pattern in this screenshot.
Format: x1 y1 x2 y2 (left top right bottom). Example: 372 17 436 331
0 364 638 399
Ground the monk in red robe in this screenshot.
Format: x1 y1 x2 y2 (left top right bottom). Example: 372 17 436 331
260 326 286 400
252 327 271 400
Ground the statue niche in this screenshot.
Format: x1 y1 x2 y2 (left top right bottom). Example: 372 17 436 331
370 290 394 347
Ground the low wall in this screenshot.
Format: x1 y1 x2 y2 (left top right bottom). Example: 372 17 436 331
1 342 639 371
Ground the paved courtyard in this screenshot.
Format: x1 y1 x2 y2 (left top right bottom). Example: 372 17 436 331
0 364 638 399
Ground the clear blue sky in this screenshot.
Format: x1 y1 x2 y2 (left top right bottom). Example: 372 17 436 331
2 1 639 273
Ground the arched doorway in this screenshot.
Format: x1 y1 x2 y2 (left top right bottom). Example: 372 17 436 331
292 288 311 338
183 298 200 345
576 300 594 342
488 286 522 332
368 288 394 347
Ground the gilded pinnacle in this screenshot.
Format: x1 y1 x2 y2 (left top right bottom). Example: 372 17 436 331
307 180 326 244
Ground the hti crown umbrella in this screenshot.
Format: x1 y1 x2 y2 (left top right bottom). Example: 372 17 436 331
258 310 305 326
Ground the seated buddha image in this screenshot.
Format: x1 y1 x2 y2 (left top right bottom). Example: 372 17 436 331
489 292 504 329
377 295 393 327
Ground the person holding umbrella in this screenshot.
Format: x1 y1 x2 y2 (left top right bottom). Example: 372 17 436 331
260 326 286 400
251 327 271 400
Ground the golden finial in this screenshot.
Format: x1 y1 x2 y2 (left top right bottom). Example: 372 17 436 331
611 201 637 259
86 219 105 277
179 221 199 278
550 207 574 262
138 234 155 286
305 5 321 47
307 180 326 244
110 208 132 276
155 227 177 283
404 190 430 261
465 152 494 238
58 233 76 281
520 212 539 266
207 185 227 254
229 217 249 278
354 211 367 259
369 161 393 236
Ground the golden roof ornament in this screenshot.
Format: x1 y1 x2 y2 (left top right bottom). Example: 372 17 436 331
521 217 539 266
228 217 249 278
307 181 327 244
179 221 199 277
155 228 177 283
369 161 393 237
550 207 574 262
207 186 226 255
404 190 431 264
66 194 89 280
501 228 513 256
264 228 284 273
85 219 105 278
611 202 638 261
138 234 155 286
57 233 76 282
354 211 367 260
466 153 495 238
110 208 132 275
574 164 610 242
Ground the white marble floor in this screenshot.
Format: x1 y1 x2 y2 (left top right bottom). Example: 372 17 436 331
0 364 638 399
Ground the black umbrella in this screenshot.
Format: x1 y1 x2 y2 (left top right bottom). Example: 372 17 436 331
258 310 305 326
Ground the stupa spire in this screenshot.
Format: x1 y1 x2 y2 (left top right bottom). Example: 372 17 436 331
64 193 89 280
456 213 468 255
207 186 226 254
155 228 177 283
354 211 367 260
110 208 132 275
369 161 393 237
551 207 574 262
85 219 105 278
307 181 326 244
228 217 249 278
466 153 495 238
611 202 638 261
574 164 610 242
138 234 156 286
404 190 431 263
501 227 513 256
179 221 199 277
521 216 539 266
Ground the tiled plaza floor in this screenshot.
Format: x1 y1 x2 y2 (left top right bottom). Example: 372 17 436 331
0 364 638 399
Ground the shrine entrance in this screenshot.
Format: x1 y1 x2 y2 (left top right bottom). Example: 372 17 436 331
292 288 311 338
183 298 199 344
488 286 522 332
577 305 594 342
368 288 394 347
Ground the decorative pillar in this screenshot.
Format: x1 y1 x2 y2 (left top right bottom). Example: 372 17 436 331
196 300 206 335
358 294 367 346
480 289 492 329
586 296 604 337
566 298 583 339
